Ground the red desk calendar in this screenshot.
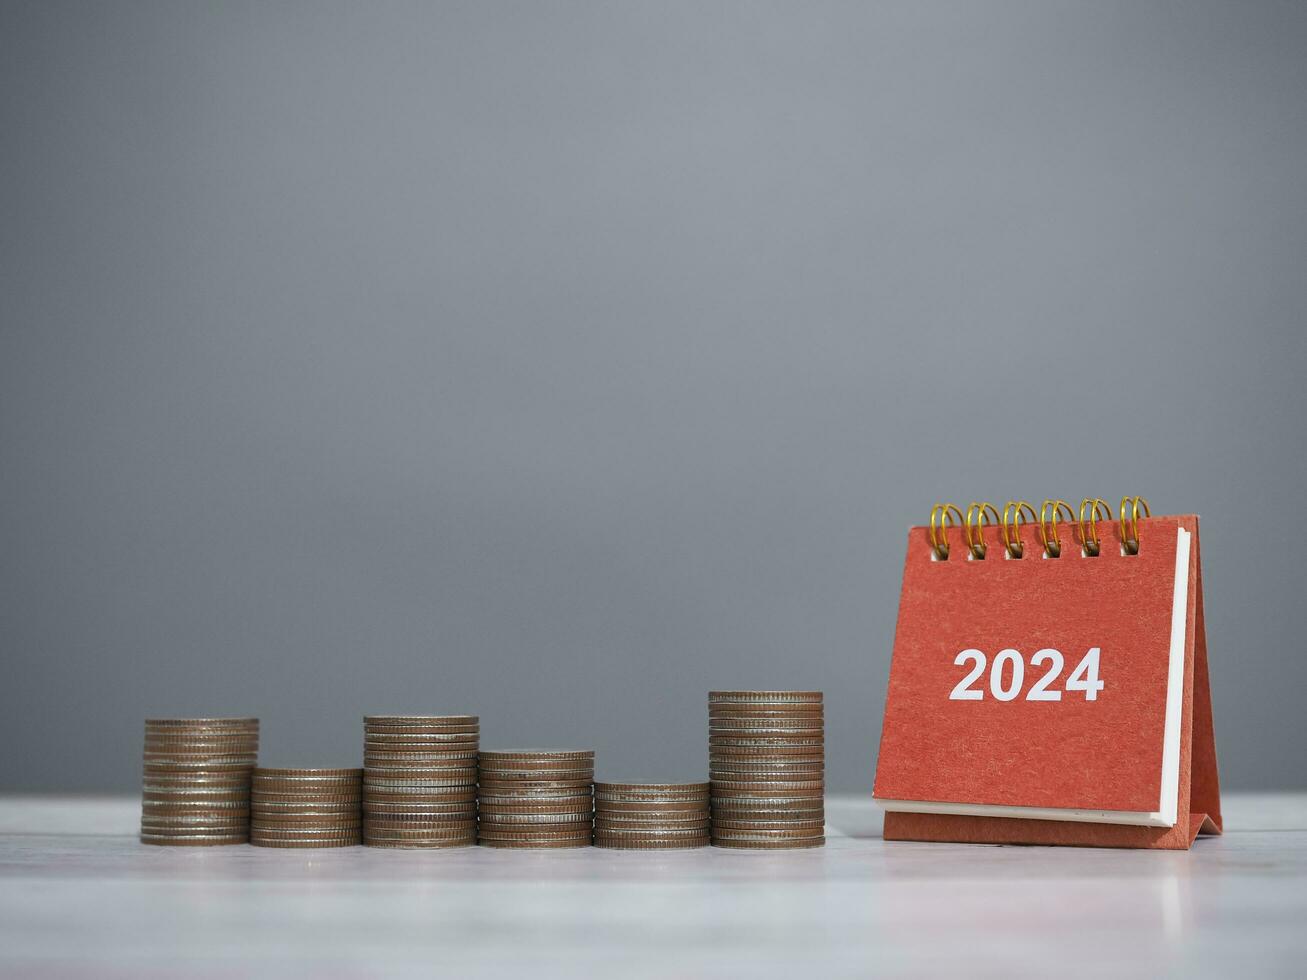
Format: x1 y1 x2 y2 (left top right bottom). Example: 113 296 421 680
873 497 1222 849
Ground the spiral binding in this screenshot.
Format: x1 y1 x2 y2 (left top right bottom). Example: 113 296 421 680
928 496 1151 560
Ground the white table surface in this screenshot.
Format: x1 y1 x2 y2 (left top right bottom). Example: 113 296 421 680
0 793 1303 978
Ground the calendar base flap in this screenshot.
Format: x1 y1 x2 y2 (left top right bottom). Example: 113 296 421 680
1187 529 1223 835
882 807 1215 850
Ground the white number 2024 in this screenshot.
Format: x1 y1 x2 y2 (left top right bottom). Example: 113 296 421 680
949 647 1103 702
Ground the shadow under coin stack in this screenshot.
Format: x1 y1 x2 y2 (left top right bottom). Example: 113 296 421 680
250 768 362 847
362 715 479 848
593 782 710 849
477 750 595 848
709 691 825 848
140 717 259 846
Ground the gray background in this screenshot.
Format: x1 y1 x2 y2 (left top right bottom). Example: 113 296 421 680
2 0 1304 794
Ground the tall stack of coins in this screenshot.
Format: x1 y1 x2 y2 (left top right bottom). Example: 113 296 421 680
477 750 594 848
709 691 825 848
250 768 362 847
362 715 479 848
140 717 258 846
593 782 710 849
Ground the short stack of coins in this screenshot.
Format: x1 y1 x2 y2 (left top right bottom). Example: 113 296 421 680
709 691 825 848
477 749 594 848
362 715 479 848
250 768 362 847
140 717 259 846
593 782 710 849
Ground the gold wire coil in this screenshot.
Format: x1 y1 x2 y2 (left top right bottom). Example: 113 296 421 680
929 503 964 560
1038 500 1075 558
964 503 1000 559
1120 495 1151 555
1000 501 1038 558
1078 498 1112 556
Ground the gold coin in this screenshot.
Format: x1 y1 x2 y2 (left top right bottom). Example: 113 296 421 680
364 714 478 725
140 833 247 846
592 781 709 794
709 705 823 715
480 815 593 831
476 773 594 785
249 813 361 826
475 830 593 839
476 823 593 838
360 747 478 763
143 757 256 768
594 801 708 814
477 778 593 791
139 825 250 837
597 816 709 827
364 820 478 831
363 771 477 786
362 820 477 833
364 791 478 803
710 771 824 784
710 785 824 798
363 790 477 804
477 802 594 814
713 809 826 823
250 791 361 800
709 744 825 757
143 737 259 750
711 831 820 846
140 812 249 826
594 837 709 849
363 757 480 773
141 794 249 806
712 818 825 831
476 825 593 838
249 836 360 848
363 801 477 814
141 807 250 821
142 773 250 786
598 831 711 841
475 799 593 815
709 717 823 729
145 717 259 728
360 831 478 846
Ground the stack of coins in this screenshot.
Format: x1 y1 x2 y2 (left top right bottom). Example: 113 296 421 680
140 717 258 846
709 691 825 848
477 750 594 848
593 782 710 849
363 715 479 848
250 768 362 847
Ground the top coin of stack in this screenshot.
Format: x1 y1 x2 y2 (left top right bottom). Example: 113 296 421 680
250 768 362 848
140 717 259 846
362 715 479 848
709 691 825 848
594 782 710 849
477 750 594 848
